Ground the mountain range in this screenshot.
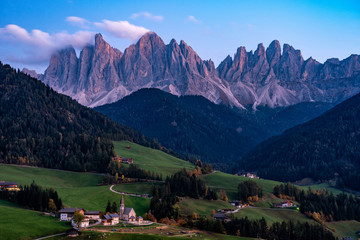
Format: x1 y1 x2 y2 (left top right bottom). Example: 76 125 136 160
39 32 360 109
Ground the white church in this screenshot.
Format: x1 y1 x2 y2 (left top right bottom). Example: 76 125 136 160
119 195 137 222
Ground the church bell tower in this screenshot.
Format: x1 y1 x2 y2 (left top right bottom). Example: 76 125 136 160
119 195 125 219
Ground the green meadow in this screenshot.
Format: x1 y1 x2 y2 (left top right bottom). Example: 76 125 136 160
0 200 69 240
233 207 314 224
178 198 236 216
0 164 150 216
200 171 281 200
113 141 194 177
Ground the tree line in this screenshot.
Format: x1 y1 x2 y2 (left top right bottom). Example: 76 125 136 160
0 181 62 212
104 164 163 184
273 182 360 221
237 180 263 202
150 168 218 219
180 215 336 240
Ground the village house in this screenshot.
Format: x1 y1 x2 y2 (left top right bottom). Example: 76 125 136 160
84 211 100 220
0 181 20 191
109 214 120 225
102 214 120 226
72 218 89 228
121 158 133 164
273 200 294 208
59 208 84 221
229 201 249 209
113 156 133 164
213 212 227 221
102 215 113 226
119 195 137 221
241 173 260 179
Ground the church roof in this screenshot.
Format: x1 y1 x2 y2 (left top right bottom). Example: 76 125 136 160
123 207 134 215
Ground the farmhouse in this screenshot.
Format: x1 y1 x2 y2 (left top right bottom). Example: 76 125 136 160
273 201 294 208
0 181 20 191
72 218 89 228
119 195 137 221
102 214 120 225
121 158 133 164
213 212 227 221
84 211 100 220
244 173 259 179
59 208 84 221
113 156 133 164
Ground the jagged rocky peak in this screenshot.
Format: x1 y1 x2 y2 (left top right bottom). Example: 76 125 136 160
204 59 215 73
41 33 360 109
266 40 281 67
255 43 265 56
137 31 164 45
43 46 78 90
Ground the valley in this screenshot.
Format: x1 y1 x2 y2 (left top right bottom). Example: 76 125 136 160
1 140 359 239
1 2 360 238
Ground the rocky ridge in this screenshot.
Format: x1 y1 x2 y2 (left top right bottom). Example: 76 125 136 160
40 32 360 108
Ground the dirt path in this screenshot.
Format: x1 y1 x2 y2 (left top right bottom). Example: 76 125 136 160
35 232 66 240
109 185 152 198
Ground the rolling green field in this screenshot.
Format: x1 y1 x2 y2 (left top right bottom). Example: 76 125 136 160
0 200 69 240
200 171 281 200
0 165 150 216
113 141 194 177
113 182 163 195
327 220 360 239
178 198 236 216
0 164 102 188
233 207 315 225
1 141 359 240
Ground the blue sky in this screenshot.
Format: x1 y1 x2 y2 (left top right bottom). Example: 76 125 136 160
0 0 359 73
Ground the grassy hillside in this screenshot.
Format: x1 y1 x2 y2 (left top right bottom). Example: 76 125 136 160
0 200 68 240
233 207 314 224
0 164 102 188
0 165 150 216
200 171 281 200
113 141 194 177
178 198 236 216
327 220 360 239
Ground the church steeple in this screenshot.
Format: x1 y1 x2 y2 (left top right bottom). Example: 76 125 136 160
119 195 125 220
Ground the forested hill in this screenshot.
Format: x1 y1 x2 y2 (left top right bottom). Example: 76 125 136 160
0 62 157 172
242 91 360 191
95 88 264 169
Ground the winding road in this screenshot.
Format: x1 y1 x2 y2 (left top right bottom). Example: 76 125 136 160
109 185 152 198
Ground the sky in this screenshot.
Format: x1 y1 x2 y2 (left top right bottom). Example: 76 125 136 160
0 0 360 73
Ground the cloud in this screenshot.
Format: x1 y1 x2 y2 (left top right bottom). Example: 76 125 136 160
187 16 201 24
66 16 90 28
94 20 150 41
247 24 254 32
130 12 164 21
0 24 95 64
